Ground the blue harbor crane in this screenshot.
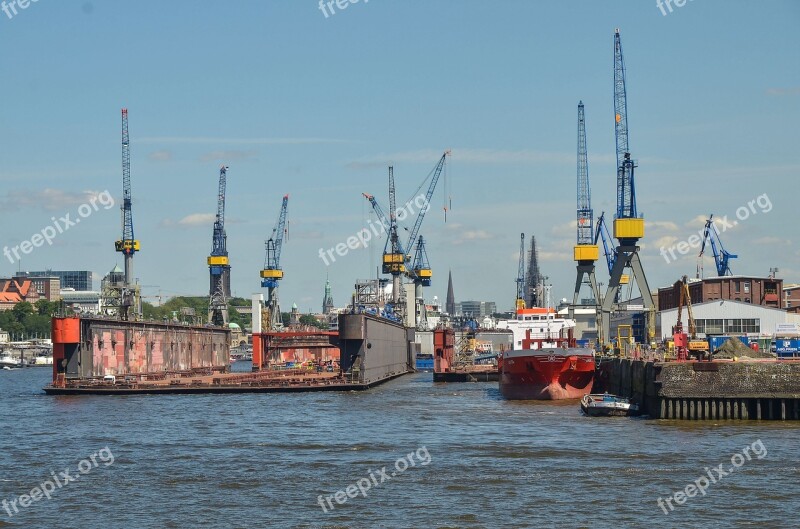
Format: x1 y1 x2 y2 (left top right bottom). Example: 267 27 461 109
208 166 230 326
113 108 141 321
363 152 449 327
600 28 655 345
571 102 601 322
516 233 526 310
699 215 737 276
261 194 289 329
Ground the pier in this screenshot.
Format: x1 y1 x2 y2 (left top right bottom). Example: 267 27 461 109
600 357 800 420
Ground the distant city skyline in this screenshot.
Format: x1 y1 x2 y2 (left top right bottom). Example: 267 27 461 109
1 1 798 312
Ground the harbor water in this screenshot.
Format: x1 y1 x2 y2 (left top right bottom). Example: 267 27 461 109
1 367 798 528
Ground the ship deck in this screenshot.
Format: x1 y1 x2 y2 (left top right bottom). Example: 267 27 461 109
44 368 408 395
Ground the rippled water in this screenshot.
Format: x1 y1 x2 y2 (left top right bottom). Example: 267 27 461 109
1 367 798 528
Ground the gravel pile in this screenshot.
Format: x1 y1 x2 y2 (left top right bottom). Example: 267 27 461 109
713 337 774 359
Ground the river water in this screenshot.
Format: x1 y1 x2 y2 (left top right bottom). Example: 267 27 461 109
1 367 797 528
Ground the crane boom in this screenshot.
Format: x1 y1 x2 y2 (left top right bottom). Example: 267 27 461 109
271 194 289 268
577 102 593 245
405 151 448 257
120 109 134 250
614 28 637 220
211 166 228 256
594 213 615 274
699 215 737 276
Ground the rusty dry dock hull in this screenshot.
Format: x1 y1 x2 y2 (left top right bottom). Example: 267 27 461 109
42 371 409 395
50 316 231 386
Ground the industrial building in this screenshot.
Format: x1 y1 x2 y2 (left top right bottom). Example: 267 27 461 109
658 299 800 342
658 275 782 311
785 284 800 312
59 289 102 313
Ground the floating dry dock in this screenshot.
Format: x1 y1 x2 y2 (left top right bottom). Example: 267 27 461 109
601 358 800 420
44 313 413 395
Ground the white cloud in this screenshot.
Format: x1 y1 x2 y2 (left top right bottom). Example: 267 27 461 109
140 136 350 145
178 213 215 226
148 150 173 162
199 150 258 163
766 87 800 96
0 188 112 212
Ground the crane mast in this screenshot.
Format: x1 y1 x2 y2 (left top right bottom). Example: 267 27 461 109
208 166 230 326
516 233 526 310
261 194 289 329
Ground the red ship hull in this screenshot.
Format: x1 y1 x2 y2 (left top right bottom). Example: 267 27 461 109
499 348 595 400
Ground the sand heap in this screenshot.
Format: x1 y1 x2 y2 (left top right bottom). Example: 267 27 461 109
713 337 774 359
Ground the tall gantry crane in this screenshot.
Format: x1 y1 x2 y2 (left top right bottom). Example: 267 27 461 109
516 233 526 310
571 101 600 322
699 215 737 276
382 166 406 319
208 166 231 326
600 28 654 345
261 194 289 329
113 108 141 321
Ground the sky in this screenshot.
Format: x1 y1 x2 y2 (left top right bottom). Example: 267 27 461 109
0 0 798 313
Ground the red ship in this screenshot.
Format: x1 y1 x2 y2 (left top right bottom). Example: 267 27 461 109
497 307 595 400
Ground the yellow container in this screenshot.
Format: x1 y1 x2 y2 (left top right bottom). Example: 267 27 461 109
415 269 432 278
573 244 599 262
613 218 644 239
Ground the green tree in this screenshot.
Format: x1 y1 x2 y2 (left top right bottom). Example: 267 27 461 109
299 314 328 330
11 302 34 323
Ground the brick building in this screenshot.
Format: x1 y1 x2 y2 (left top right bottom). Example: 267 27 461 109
658 276 782 312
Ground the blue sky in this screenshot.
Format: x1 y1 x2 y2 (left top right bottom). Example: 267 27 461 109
1 0 798 312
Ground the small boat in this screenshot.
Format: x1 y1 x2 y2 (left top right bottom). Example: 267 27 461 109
581 393 639 417
0 353 23 369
